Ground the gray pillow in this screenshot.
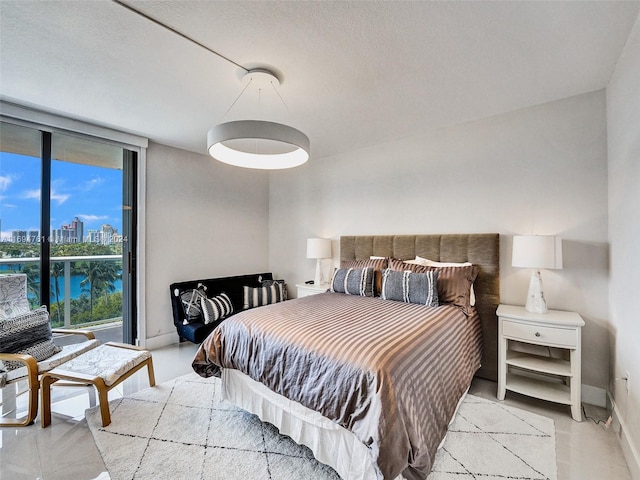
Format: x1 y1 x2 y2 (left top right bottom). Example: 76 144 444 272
381 269 439 306
200 293 233 325
330 267 375 297
0 306 62 371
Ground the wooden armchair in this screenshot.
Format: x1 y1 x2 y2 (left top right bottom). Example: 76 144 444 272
1 328 99 426
0 274 101 426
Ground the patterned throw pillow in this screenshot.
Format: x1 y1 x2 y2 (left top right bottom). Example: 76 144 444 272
380 269 439 306
261 279 288 300
340 258 388 296
0 306 62 371
330 267 375 297
200 293 234 325
0 274 30 320
180 287 207 324
388 258 478 314
244 283 286 309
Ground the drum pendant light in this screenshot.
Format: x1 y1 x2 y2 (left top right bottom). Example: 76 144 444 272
111 3 308 169
207 69 310 170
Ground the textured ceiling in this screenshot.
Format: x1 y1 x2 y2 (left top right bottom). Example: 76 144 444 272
1 1 638 161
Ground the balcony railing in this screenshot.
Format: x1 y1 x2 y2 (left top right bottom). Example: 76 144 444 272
0 255 123 329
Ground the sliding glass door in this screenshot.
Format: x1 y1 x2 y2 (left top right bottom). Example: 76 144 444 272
0 123 43 306
0 121 137 344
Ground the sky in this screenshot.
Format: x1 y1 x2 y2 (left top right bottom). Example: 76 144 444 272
0 152 123 240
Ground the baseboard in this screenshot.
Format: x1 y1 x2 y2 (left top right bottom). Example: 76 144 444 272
582 383 607 408
142 331 179 350
609 391 640 480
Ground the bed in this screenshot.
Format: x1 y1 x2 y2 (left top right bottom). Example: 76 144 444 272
193 234 500 480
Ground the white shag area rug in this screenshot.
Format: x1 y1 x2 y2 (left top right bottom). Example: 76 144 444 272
86 373 557 480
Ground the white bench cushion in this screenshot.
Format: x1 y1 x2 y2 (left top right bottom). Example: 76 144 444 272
54 344 151 386
5 339 100 383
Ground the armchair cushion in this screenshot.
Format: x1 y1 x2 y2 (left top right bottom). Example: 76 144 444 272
0 307 61 371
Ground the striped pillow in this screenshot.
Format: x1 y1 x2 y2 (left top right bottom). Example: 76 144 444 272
200 293 233 325
261 279 288 300
330 267 375 297
243 283 286 309
0 306 62 371
388 258 478 314
340 258 388 296
381 269 439 306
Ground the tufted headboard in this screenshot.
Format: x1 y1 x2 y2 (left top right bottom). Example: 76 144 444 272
340 234 500 381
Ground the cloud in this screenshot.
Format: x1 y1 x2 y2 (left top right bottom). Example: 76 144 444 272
76 214 109 223
0 175 12 192
83 177 104 191
23 189 40 200
51 191 70 205
22 188 70 205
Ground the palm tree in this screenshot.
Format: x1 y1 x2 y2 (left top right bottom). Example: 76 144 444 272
80 261 119 315
50 261 64 324
21 263 40 308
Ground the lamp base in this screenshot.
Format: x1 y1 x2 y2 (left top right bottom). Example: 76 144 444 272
314 258 323 285
525 270 548 314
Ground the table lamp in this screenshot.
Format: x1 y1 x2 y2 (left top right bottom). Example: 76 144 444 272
307 238 332 285
512 235 563 314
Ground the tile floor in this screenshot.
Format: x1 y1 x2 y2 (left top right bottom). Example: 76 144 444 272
0 342 633 480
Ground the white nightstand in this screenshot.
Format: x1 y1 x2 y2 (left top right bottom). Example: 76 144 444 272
296 283 329 298
497 304 585 421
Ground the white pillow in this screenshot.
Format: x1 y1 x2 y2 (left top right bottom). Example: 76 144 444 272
408 256 476 306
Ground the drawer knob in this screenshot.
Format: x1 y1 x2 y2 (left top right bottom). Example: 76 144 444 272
535 332 541 337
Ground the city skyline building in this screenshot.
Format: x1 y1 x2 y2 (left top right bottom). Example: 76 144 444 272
2 217 120 245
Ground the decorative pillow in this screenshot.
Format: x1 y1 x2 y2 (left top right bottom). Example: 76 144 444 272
200 293 233 325
381 269 439 306
244 283 286 309
0 306 61 371
261 279 288 300
0 299 31 320
179 286 207 324
388 258 478 314
330 267 375 297
410 256 476 306
0 274 30 320
340 258 388 296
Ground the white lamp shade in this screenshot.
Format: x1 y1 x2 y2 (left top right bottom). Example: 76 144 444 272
307 238 332 259
207 120 309 170
512 235 563 270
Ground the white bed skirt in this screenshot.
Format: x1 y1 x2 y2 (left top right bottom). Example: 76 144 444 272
222 368 467 480
222 368 384 480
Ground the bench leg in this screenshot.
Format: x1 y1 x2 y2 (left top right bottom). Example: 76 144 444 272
93 378 111 427
40 375 57 428
146 358 156 387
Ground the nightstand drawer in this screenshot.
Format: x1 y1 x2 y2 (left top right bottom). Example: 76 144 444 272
502 319 577 348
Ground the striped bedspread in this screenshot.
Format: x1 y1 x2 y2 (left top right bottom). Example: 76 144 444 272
192 292 482 480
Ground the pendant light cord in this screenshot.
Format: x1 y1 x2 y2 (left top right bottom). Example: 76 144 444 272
271 82 298 123
221 79 253 119
112 0 248 73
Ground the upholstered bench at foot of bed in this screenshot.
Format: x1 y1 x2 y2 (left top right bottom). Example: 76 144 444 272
40 342 156 428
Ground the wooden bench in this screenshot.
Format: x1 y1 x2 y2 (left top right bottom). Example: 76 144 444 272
40 342 155 427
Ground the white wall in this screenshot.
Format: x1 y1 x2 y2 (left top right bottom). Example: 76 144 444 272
269 90 610 392
607 12 640 479
143 142 270 346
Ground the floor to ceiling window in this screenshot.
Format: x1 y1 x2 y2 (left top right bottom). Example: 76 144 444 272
0 121 137 344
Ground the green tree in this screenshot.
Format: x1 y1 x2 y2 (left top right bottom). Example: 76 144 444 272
50 261 64 324
80 261 120 314
21 263 41 307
